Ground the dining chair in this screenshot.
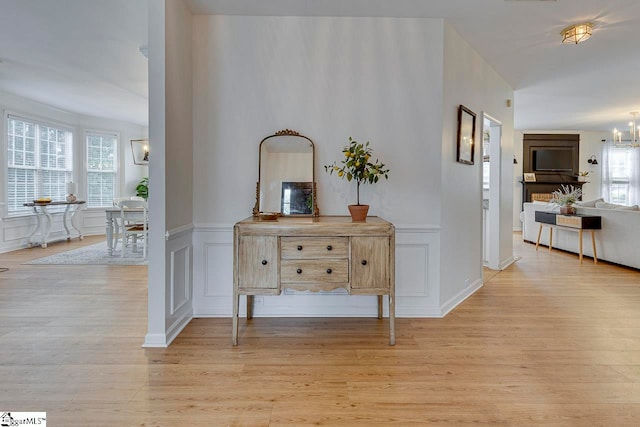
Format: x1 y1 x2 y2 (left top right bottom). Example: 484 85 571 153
117 199 148 258
111 196 147 251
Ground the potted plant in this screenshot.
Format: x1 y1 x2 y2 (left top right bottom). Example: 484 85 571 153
136 177 148 201
578 171 590 182
324 137 389 222
551 184 582 214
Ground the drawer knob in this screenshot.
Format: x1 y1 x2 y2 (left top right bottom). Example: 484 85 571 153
361 260 368 266
297 245 303 251
296 268 302 274
261 260 268 265
326 268 332 274
327 245 332 251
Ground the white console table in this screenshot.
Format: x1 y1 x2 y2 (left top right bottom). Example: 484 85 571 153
233 215 396 346
23 200 85 248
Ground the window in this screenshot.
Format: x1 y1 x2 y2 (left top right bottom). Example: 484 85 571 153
602 142 640 206
86 132 117 208
607 148 631 204
6 115 73 214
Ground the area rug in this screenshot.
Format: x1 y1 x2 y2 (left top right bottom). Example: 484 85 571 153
24 241 147 266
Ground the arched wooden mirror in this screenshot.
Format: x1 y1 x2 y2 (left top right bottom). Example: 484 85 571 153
253 129 319 217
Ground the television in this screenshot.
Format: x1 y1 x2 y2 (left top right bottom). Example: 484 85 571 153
532 148 574 172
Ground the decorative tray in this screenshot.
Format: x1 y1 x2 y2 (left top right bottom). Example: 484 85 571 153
259 212 279 221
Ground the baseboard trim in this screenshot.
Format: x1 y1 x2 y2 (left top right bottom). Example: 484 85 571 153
142 312 193 348
440 278 483 317
142 333 169 348
165 311 193 346
499 256 517 270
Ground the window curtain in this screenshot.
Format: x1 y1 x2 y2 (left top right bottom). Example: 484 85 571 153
601 141 640 205
630 148 640 206
601 141 613 202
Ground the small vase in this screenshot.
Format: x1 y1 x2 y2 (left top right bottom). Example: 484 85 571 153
66 194 77 202
348 204 369 222
560 205 576 215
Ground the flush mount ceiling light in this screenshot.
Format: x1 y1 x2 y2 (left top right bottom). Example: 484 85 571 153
561 22 594 44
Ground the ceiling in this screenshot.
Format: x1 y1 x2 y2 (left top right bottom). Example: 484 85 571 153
1 0 639 132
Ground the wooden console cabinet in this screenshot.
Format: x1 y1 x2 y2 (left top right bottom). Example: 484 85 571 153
534 211 601 263
233 216 395 345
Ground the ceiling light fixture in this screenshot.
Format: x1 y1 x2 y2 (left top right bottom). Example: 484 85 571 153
561 22 593 44
612 112 640 148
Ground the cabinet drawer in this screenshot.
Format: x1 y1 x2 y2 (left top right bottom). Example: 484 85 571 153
281 237 348 259
237 236 278 289
281 259 348 283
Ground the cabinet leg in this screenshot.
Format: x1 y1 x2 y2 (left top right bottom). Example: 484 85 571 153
549 227 553 252
232 292 240 346
579 229 583 263
377 295 383 319
591 230 598 264
535 224 543 251
247 295 253 320
389 294 395 346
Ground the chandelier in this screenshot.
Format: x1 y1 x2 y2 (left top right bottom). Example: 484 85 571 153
612 112 640 148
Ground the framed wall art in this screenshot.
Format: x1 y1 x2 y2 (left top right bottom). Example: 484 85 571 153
456 105 476 165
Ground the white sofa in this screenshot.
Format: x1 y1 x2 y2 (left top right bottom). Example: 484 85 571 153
521 201 640 269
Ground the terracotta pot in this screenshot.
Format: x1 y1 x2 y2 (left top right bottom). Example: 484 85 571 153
560 205 576 215
348 204 369 222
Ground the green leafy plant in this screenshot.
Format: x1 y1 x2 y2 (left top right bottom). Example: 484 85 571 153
324 137 389 205
550 184 581 206
136 177 149 201
579 171 590 177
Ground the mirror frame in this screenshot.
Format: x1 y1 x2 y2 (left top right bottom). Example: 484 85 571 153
253 129 319 217
131 139 149 165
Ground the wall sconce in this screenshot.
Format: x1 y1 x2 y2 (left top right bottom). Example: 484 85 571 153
587 155 598 165
131 139 149 165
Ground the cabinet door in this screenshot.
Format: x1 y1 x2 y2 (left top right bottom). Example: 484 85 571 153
351 236 390 290
238 236 278 289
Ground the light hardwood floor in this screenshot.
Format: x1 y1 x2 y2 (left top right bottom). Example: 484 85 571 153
1 234 639 426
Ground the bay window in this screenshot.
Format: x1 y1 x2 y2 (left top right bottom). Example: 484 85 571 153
86 132 117 208
6 115 73 215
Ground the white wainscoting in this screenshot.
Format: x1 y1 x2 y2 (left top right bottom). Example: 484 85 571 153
164 225 194 345
192 222 443 317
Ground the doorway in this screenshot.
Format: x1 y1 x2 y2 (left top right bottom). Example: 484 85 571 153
482 113 502 270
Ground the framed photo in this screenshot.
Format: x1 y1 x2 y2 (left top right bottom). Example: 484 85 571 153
131 139 149 165
524 173 537 182
281 182 313 215
457 105 476 165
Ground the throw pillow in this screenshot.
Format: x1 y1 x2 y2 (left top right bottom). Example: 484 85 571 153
595 201 639 210
615 205 639 211
575 198 604 207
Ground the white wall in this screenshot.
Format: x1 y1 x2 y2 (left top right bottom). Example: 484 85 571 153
144 0 194 348
192 16 446 317
440 23 515 305
512 130 608 230
0 90 147 253
192 16 444 225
